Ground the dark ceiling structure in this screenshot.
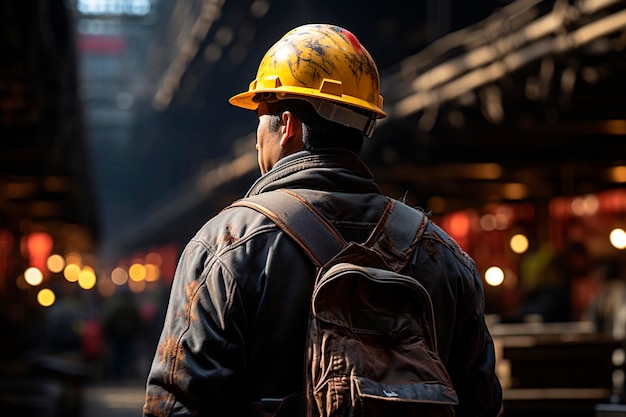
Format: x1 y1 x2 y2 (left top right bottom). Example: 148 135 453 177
88 0 516 260
366 0 626 213
108 0 626 259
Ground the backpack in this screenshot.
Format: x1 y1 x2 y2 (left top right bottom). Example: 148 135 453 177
231 188 459 417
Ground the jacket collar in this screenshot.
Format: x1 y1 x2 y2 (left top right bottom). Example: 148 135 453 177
245 149 382 197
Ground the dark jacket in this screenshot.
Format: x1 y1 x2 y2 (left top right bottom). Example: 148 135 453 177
143 149 502 417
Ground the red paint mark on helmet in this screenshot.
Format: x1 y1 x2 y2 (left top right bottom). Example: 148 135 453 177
341 29 363 52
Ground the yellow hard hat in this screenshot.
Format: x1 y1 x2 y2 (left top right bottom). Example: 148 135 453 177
229 24 386 137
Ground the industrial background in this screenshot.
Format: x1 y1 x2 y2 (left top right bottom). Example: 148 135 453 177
1 0 626 416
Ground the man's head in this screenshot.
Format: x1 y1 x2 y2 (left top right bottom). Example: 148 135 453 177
230 24 386 173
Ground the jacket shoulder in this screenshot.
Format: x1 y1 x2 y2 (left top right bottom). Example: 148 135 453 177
421 218 475 270
190 204 279 254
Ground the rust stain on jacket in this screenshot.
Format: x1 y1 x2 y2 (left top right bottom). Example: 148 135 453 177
222 224 239 245
143 392 170 417
185 280 200 321
425 239 439 261
156 336 176 363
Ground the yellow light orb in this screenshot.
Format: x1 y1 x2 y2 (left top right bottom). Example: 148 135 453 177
485 266 505 287
24 267 44 286
78 268 97 290
610 228 626 250
47 254 65 273
129 263 147 282
510 234 529 254
64 264 81 282
37 288 56 307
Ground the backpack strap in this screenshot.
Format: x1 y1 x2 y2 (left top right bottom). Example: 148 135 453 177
366 197 428 272
228 189 427 271
229 189 345 267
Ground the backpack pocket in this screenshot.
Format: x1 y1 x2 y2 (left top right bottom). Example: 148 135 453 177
354 376 458 417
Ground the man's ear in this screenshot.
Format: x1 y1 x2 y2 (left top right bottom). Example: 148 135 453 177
279 111 303 150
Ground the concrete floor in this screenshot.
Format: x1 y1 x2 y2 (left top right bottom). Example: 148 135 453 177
82 381 146 417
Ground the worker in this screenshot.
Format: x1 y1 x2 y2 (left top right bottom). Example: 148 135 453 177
143 23 502 417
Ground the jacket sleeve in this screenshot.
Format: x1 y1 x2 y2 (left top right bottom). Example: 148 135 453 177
418 222 502 417
450 260 503 417
142 238 248 417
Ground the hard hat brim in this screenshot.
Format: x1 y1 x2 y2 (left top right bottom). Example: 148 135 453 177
229 87 387 119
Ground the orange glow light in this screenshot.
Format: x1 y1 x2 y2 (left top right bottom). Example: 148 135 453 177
26 232 53 276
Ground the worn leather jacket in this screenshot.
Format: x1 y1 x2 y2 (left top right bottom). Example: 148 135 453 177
143 149 502 417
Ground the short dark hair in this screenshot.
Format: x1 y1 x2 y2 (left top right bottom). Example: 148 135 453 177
265 99 364 153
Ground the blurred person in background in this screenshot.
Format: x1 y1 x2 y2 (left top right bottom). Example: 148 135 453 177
143 23 501 417
43 282 83 355
102 286 141 381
